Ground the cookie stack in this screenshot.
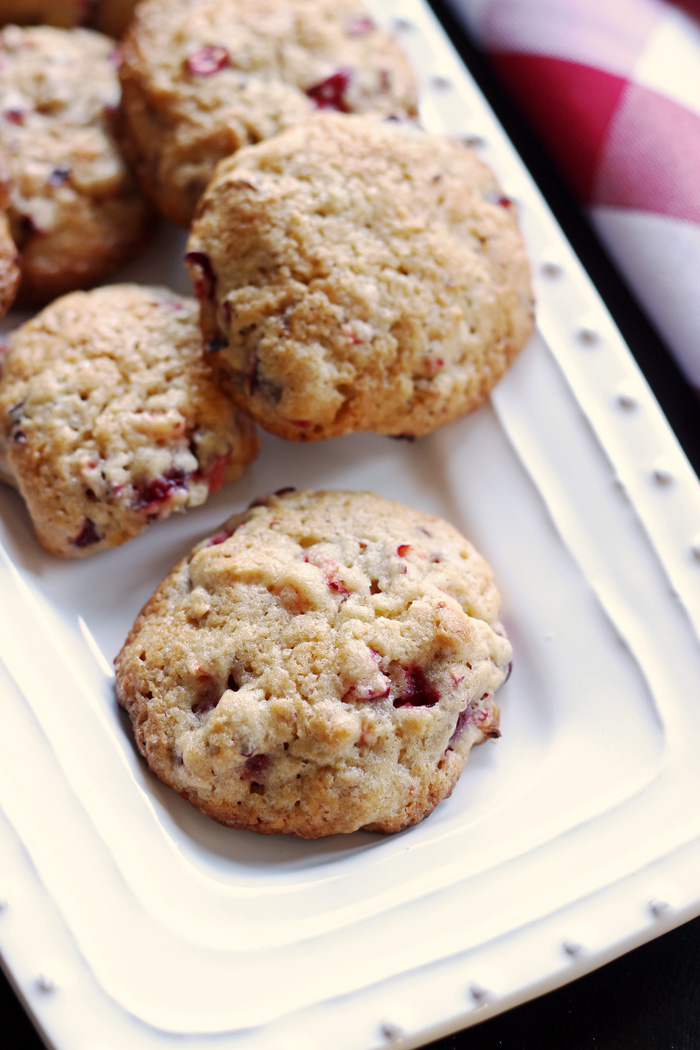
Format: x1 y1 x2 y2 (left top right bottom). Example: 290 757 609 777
0 0 531 836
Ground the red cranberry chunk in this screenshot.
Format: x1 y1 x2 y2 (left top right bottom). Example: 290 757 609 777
185 45 231 76
306 70 353 113
72 517 102 548
396 544 411 557
133 470 188 513
346 16 374 36
241 753 268 780
393 666 440 708
448 708 469 745
185 250 217 301
207 528 234 546
192 686 221 716
48 165 71 186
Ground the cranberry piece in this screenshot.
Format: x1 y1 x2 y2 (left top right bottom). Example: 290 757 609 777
393 666 440 708
184 250 217 301
306 70 353 113
133 470 188 513
4 108 24 125
207 527 234 546
346 16 374 35
196 452 229 495
288 419 312 429
192 687 221 716
72 517 102 548
241 753 268 780
48 165 71 186
488 191 513 209
449 708 469 744
396 544 411 557
185 45 231 76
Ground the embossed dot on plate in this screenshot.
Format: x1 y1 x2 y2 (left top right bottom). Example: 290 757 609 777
462 133 486 149
651 463 674 487
380 1020 405 1042
540 252 564 278
430 74 453 92
616 391 638 411
36 973 56 993
649 897 670 917
392 17 413 32
469 982 488 1003
576 321 600 347
563 939 583 957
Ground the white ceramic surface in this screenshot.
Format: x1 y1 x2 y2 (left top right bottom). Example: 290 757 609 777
1 2 700 1049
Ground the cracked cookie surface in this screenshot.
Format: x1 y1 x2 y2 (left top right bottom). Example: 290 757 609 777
186 113 535 442
0 24 152 305
119 0 418 226
115 488 512 838
0 283 259 556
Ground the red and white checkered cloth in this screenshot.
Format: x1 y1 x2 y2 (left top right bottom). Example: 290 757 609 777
450 0 700 389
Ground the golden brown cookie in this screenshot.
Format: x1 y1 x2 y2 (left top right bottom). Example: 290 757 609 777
186 113 535 441
0 24 152 306
0 0 93 27
91 0 139 38
119 0 419 226
0 150 19 317
115 488 512 838
0 284 259 556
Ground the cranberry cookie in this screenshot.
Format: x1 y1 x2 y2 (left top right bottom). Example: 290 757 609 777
0 1 139 36
186 114 534 441
0 152 19 317
115 489 512 838
0 24 152 306
0 284 259 557
119 0 418 226
91 0 139 38
0 0 92 27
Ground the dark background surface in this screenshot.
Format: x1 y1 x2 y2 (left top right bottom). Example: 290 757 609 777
2 2 700 1047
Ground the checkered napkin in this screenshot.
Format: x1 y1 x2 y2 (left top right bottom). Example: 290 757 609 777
449 0 700 389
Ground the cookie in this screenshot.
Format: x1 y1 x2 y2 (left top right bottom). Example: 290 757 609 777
0 24 152 306
0 209 18 317
0 284 259 557
115 488 512 838
0 1 139 36
185 113 535 441
91 0 139 38
119 0 419 226
0 0 91 27
0 152 19 317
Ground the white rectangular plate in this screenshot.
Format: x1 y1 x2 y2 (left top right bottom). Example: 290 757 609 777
2 2 700 1049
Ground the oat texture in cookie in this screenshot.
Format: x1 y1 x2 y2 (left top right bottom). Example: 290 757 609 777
115 489 512 838
186 113 535 442
119 0 419 226
0 24 152 306
0 284 259 557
